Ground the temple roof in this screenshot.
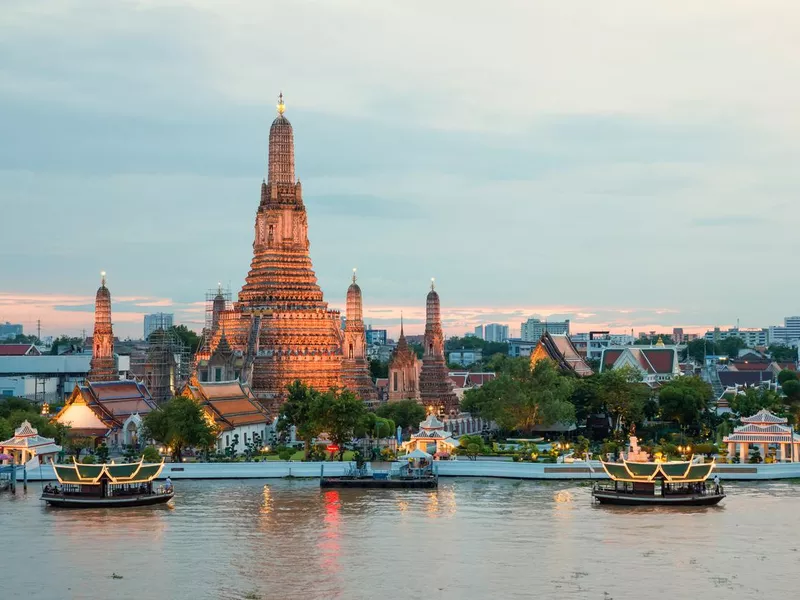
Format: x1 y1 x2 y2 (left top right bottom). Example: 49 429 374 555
54 380 157 435
0 420 62 452
532 332 593 377
741 409 786 424
0 344 40 356
53 459 164 485
182 380 270 430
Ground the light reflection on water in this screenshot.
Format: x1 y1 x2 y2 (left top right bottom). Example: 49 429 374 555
2 479 799 599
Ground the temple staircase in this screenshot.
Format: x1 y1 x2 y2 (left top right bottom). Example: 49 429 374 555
241 314 262 384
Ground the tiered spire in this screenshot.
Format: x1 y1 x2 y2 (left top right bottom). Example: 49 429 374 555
342 270 378 407
87 271 117 382
418 279 458 415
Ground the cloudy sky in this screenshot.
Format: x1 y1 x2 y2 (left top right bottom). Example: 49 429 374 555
2 1 799 340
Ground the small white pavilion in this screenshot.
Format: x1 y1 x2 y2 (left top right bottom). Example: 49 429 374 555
0 420 62 465
723 409 800 463
402 414 459 455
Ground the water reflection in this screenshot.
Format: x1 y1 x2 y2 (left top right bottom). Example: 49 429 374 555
1 480 798 600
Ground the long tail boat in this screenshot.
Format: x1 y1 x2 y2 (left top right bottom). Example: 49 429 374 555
42 459 173 508
592 459 725 506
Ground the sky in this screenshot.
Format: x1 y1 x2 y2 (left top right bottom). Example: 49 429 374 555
2 1 800 340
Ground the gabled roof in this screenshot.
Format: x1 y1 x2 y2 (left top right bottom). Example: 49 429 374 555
741 409 787 424
531 332 593 377
602 349 624 370
182 380 270 431
0 344 40 356
602 346 678 376
718 371 773 388
0 420 62 453
54 380 157 435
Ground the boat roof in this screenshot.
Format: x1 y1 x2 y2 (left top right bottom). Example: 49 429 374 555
601 459 715 483
52 459 164 485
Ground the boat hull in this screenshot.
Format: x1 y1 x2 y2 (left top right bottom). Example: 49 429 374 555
592 490 725 506
42 492 174 508
320 477 437 489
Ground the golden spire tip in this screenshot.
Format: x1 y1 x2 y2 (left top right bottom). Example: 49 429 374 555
277 91 285 115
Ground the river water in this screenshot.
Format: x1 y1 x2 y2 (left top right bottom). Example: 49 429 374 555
2 479 798 600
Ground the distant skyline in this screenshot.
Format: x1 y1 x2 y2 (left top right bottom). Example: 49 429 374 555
2 2 799 339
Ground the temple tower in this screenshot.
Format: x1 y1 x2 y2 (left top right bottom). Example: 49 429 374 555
87 272 117 382
418 279 458 415
388 315 421 402
208 94 342 412
341 270 379 407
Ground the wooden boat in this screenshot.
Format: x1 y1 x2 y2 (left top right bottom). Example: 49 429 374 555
42 459 173 509
592 459 725 506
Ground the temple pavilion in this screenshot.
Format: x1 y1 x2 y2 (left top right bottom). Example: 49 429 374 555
0 420 62 466
723 409 800 462
401 414 458 456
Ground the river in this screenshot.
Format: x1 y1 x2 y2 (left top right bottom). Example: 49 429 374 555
1 479 798 599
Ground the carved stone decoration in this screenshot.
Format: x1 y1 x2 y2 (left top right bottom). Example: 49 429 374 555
87 273 117 382
418 281 459 415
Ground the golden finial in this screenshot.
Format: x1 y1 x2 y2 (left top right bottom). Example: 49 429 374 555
431 277 435 291
352 268 357 284
101 271 106 286
277 92 285 115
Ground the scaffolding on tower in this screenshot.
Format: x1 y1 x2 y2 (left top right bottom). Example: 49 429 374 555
197 284 233 359
129 314 191 405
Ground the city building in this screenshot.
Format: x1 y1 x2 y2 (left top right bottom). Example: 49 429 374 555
769 316 800 345
418 282 459 415
201 95 343 412
570 332 635 361
484 323 509 343
181 378 273 454
520 318 569 342
365 325 388 347
507 338 537 358
704 327 768 348
0 344 41 357
55 380 157 449
531 332 593 377
0 322 23 341
472 325 484 340
341 271 378 407
447 348 483 367
87 273 118 382
143 313 174 339
600 343 681 386
388 318 421 402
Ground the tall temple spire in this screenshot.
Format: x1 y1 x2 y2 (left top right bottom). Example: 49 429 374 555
267 91 295 184
342 271 378 406
87 271 117 382
419 280 458 415
400 312 405 338
277 91 285 115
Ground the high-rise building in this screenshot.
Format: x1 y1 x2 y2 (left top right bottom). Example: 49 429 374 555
484 323 509 343
87 272 117 382
419 281 459 415
0 322 23 340
365 326 387 346
341 271 378 407
704 327 768 348
202 94 343 411
473 325 484 340
144 313 174 340
520 318 570 342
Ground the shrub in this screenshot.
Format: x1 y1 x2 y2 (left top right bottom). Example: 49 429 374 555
278 448 294 461
142 446 162 462
81 455 96 464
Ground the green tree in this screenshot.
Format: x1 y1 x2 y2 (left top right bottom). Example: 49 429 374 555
50 336 85 355
67 436 93 459
595 366 651 432
410 343 424 359
369 359 388 380
277 381 326 460
0 417 13 441
141 396 217 462
782 379 800 402
769 345 798 363
142 446 162 462
778 369 798 386
95 443 110 463
657 376 714 428
376 399 426 431
317 388 368 460
167 325 202 354
462 360 575 434
730 387 782 417
718 336 746 358
458 434 485 460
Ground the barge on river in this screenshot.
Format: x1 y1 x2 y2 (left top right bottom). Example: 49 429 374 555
592 459 725 506
42 459 173 508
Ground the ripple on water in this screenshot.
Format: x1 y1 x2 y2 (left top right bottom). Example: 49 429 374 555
2 478 799 599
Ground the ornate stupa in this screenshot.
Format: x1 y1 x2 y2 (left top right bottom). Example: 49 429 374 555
87 272 117 382
388 315 421 402
418 279 458 415
206 94 343 412
341 269 379 407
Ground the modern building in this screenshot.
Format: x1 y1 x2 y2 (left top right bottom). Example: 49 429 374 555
570 332 635 361
769 317 800 345
472 325 484 340
507 338 537 358
704 327 768 348
484 323 509 343
143 313 174 339
0 322 23 340
520 318 569 342
447 348 483 367
365 326 388 346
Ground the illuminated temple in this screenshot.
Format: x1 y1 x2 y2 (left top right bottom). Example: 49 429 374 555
87 272 117 382
341 270 379 407
205 95 343 412
418 280 459 415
